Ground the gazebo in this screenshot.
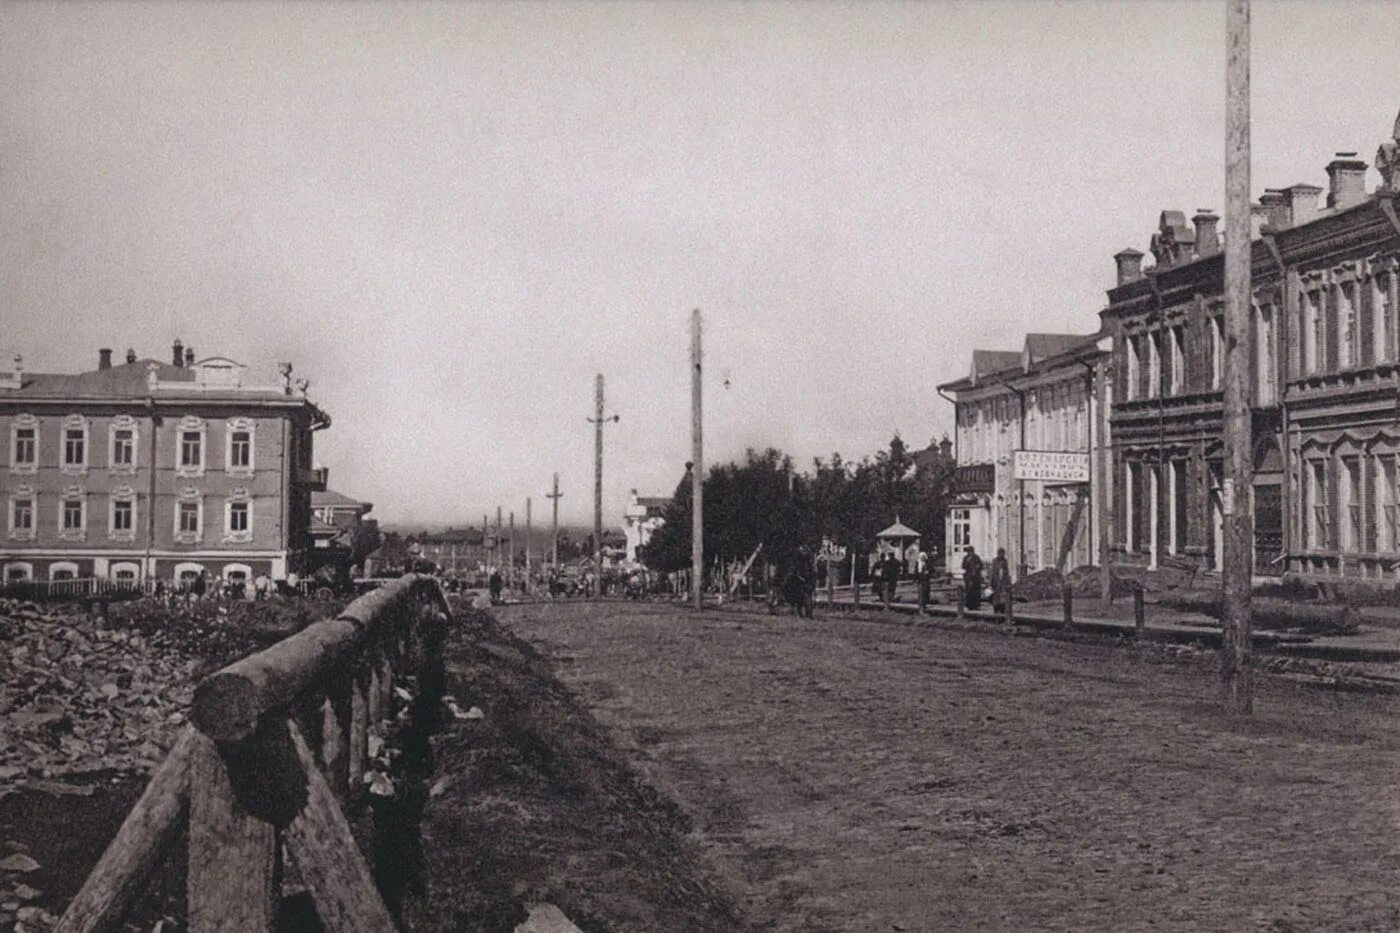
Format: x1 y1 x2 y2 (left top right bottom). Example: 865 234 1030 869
875 517 922 573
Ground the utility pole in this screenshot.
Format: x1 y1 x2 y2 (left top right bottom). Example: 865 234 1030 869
588 374 620 587
547 474 562 568
509 510 516 587
495 506 502 573
526 497 533 581
1221 0 1254 713
691 309 704 610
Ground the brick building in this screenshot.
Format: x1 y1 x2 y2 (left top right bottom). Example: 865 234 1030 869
415 527 488 578
1 343 329 586
939 333 1111 580
1105 113 1400 582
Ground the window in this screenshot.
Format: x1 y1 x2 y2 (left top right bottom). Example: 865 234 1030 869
1302 290 1320 376
60 495 86 540
112 498 134 534
1339 283 1358 369
1169 326 1185 395
1309 460 1330 549
1378 272 1397 364
228 500 250 534
12 427 36 468
1126 336 1141 401
230 431 251 469
9 497 33 539
179 501 200 535
180 432 202 468
1255 304 1277 405
1147 332 1161 399
1376 454 1397 553
4 562 32 583
1343 456 1362 551
112 429 135 468
65 430 84 465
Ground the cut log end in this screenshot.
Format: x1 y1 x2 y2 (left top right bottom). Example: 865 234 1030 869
191 674 262 742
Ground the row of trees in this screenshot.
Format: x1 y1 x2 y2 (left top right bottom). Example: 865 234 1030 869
640 435 955 578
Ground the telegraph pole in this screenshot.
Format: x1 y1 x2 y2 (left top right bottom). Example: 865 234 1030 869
509 510 515 587
1221 0 1254 713
588 375 620 587
495 506 502 573
525 497 533 590
547 474 562 568
691 309 704 610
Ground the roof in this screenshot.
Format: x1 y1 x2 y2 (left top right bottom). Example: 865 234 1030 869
636 496 670 509
971 350 1021 381
1024 333 1094 362
312 489 372 512
940 331 1107 394
877 520 922 538
417 528 484 546
0 356 313 406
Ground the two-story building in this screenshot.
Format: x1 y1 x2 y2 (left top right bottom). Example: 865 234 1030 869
938 333 1112 579
415 527 488 578
0 342 329 586
623 489 670 565
1104 114 1400 583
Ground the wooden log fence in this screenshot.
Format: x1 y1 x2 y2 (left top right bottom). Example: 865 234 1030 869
55 573 451 933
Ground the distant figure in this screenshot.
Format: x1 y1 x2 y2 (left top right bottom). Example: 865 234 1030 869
489 568 503 604
961 546 984 611
989 548 1012 618
916 550 930 614
193 571 207 602
880 550 901 609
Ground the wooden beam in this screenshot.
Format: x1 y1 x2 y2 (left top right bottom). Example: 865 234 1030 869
188 732 277 933
55 728 195 933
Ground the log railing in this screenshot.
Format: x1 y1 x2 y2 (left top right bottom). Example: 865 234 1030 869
55 573 450 933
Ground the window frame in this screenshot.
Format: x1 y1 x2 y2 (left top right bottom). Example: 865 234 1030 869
223 490 253 543
109 485 137 542
58 487 87 541
7 486 35 541
61 415 89 474
175 417 207 478
174 489 204 544
10 415 39 474
108 415 139 473
226 418 255 476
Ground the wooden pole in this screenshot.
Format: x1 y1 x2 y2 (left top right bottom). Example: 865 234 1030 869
1221 0 1254 714
691 310 704 610
508 510 515 588
1097 357 1113 602
1134 583 1145 638
187 733 277 932
525 497 533 588
547 474 562 569
595 373 605 580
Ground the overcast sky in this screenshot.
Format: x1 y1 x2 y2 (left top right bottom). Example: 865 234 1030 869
4 1 1400 528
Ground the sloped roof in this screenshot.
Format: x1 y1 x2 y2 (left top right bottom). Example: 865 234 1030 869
877 520 922 539
0 358 294 402
971 350 1021 380
312 489 371 511
1024 333 1095 362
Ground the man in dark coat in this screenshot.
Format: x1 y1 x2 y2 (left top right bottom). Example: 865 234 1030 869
488 568 503 604
961 545 984 611
881 550 902 608
989 547 1012 618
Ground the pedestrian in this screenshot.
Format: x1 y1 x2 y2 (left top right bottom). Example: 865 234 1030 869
193 570 207 603
916 549 930 614
961 545 984 611
489 567 503 604
990 547 1012 619
881 550 900 609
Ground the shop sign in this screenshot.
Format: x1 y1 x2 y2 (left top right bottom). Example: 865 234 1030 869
1013 450 1090 483
953 463 996 494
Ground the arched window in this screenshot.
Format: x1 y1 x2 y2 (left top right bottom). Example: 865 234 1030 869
50 561 80 581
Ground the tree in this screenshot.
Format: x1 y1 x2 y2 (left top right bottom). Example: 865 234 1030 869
349 519 383 573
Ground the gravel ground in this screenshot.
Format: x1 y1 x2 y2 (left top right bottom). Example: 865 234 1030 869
501 601 1400 933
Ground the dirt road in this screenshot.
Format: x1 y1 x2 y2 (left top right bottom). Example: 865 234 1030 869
501 601 1400 932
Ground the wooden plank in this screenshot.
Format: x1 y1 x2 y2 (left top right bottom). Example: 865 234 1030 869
55 728 195 933
283 719 397 933
350 666 370 793
323 673 351 799
187 731 277 933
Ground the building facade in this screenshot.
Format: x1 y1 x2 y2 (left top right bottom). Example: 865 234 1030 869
415 528 488 578
939 333 1112 580
623 489 670 565
0 343 329 586
1105 117 1400 583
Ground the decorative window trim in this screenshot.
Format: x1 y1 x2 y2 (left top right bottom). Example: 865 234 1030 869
109 484 137 543
175 416 207 478
110 561 141 583
7 484 36 541
173 561 206 583
49 560 80 581
222 562 253 582
108 415 139 474
2 561 34 583
174 487 203 544
58 484 87 541
60 414 90 476
223 488 254 544
226 418 255 477
9 414 39 475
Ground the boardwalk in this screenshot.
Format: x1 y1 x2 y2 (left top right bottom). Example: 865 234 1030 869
503 601 1400 932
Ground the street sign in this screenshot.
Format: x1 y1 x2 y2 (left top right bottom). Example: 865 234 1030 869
1013 450 1090 483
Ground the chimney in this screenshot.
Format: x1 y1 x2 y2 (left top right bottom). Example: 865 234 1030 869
1256 190 1289 229
172 339 184 367
7 354 21 390
98 348 113 370
1326 152 1368 209
1284 183 1323 226
1192 210 1220 257
185 347 195 367
1114 248 1144 286
125 348 137 364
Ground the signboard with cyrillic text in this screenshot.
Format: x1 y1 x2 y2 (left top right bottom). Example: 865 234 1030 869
1013 450 1090 483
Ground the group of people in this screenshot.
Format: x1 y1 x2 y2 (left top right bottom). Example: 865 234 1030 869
958 545 1012 614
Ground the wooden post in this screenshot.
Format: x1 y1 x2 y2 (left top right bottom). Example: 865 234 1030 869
350 665 369 790
1004 590 1014 626
1134 584 1146 638
525 496 533 591
1063 584 1073 628
852 551 861 608
55 729 195 933
187 733 277 932
827 558 836 608
323 676 351 799
691 310 704 610
283 720 398 932
1222 0 1254 713
547 474 562 571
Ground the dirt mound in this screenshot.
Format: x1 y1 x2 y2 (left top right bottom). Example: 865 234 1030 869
410 608 748 933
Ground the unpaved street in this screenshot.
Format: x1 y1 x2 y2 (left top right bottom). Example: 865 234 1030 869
501 602 1400 932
